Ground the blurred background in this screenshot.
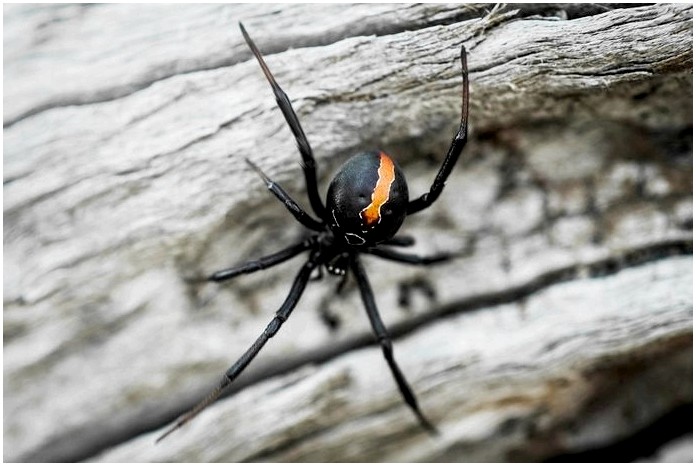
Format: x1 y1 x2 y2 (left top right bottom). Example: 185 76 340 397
4 3 692 462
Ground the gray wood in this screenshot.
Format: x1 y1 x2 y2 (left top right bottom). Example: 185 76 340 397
4 3 692 462
94 256 693 462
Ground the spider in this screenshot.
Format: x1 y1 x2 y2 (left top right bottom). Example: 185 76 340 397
157 22 469 442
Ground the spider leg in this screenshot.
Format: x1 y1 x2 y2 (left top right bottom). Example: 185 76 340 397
157 251 323 443
407 45 469 216
240 23 326 220
367 247 453 266
246 158 324 231
208 238 313 282
382 235 416 247
350 256 438 435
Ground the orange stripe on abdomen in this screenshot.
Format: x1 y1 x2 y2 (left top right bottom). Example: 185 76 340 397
360 152 395 227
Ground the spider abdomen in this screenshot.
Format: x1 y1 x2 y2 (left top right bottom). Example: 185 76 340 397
326 150 408 246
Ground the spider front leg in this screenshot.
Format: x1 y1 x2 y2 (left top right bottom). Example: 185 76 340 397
240 23 326 220
157 250 323 442
350 256 437 434
407 45 469 216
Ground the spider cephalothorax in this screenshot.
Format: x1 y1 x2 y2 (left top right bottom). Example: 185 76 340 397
158 22 469 442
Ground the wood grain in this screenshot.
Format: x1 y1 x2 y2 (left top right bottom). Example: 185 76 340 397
4 3 692 462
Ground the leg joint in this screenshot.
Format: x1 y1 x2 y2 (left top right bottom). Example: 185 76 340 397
378 336 393 353
264 317 283 337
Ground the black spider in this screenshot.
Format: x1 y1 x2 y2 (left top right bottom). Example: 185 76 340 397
158 22 469 442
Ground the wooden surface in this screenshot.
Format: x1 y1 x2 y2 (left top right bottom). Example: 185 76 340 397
4 3 692 462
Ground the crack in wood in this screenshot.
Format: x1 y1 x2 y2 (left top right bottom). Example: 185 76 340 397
4 4 673 128
16 238 692 462
5 4 691 463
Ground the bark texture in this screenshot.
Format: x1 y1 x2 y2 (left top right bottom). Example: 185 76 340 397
4 3 692 462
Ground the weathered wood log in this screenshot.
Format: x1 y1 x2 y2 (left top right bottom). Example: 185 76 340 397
4 3 692 462
94 257 693 462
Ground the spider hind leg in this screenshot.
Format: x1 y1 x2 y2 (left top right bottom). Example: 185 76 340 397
350 256 438 435
158 250 324 442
